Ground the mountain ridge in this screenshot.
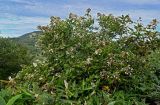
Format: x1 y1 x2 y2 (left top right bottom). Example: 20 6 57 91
10 31 42 54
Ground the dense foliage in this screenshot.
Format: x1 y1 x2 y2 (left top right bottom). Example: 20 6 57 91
0 9 160 105
0 38 31 80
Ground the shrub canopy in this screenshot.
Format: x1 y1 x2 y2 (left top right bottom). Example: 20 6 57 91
5 9 160 104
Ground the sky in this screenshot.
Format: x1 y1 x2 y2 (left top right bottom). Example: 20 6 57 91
0 0 160 37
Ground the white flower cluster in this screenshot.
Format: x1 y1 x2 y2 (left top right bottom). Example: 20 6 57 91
121 65 133 76
94 49 102 55
85 57 93 65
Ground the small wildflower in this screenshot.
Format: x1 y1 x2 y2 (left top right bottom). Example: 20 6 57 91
51 91 54 95
39 77 43 80
121 51 128 57
8 76 13 81
86 57 93 65
35 94 39 98
33 62 37 67
49 49 54 53
95 49 102 55
70 47 74 52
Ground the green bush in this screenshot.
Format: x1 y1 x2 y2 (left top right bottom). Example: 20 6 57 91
2 9 160 104
0 38 31 80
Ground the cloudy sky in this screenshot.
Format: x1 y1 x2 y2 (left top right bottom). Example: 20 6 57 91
0 0 160 37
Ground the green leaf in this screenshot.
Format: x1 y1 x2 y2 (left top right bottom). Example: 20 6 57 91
108 101 116 105
6 94 22 105
0 96 6 105
20 89 32 97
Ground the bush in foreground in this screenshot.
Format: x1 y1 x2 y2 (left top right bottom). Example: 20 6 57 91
1 9 160 105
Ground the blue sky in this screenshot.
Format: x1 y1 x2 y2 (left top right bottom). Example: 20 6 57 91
0 0 160 37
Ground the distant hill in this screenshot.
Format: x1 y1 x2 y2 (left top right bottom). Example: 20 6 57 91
10 31 42 54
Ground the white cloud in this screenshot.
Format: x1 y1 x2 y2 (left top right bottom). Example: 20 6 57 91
60 4 160 23
116 0 160 4
102 9 160 21
0 13 49 37
7 0 34 5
